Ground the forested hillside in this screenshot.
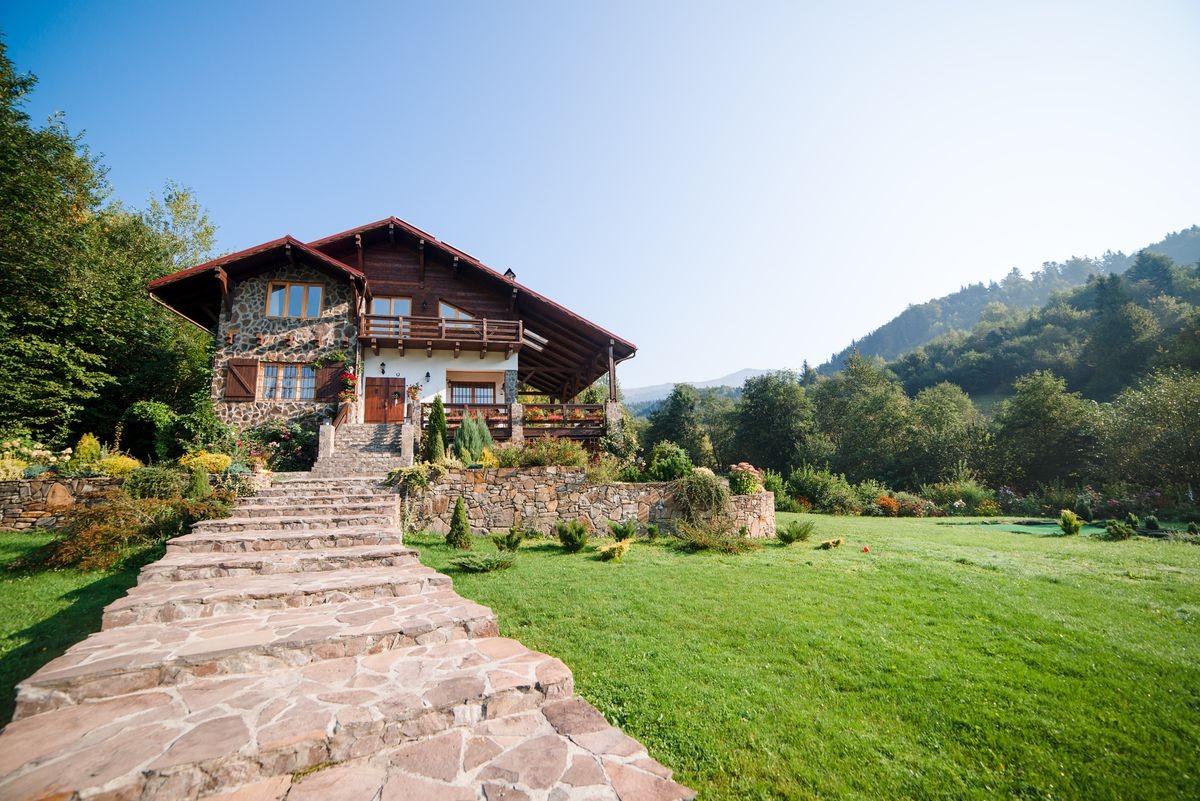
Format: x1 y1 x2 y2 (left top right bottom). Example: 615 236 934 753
820 226 1200 373
888 251 1200 400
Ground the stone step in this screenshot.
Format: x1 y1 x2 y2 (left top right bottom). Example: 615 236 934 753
250 697 697 801
14 591 500 717
138 543 420 583
0 638 576 801
102 564 453 629
189 511 396 534
164 525 405 555
238 492 394 507
229 500 396 520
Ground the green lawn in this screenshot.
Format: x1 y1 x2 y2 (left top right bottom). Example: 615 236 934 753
0 532 150 725
409 516 1200 801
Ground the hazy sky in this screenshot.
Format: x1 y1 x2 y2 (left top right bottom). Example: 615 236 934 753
6 1 1199 387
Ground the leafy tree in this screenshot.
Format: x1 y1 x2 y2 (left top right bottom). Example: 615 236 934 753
1101 370 1200 496
645 384 714 467
732 371 824 474
811 355 912 483
907 382 983 484
990 371 1100 490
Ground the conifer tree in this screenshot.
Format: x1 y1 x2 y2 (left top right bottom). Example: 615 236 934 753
424 395 448 462
446 496 472 549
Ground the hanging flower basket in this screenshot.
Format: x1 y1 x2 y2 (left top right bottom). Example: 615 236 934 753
338 371 358 404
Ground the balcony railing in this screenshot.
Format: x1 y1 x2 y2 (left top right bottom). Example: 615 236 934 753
419 403 608 442
423 403 513 439
522 403 606 439
361 314 523 353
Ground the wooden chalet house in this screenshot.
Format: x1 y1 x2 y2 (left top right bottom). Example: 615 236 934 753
149 216 634 467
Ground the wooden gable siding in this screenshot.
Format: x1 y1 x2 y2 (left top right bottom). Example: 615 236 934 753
325 241 515 320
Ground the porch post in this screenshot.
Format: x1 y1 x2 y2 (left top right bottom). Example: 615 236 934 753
608 339 617 402
510 403 524 445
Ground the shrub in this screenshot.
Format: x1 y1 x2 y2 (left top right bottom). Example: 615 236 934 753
97 454 142 477
491 527 528 552
495 443 523 467
386 463 448 496
554 519 590 552
1073 500 1094 523
597 539 632 562
786 466 860 515
646 441 694 481
11 490 231 571
244 420 318 472
185 467 211 500
212 469 257 497
520 437 588 468
1126 512 1141 530
672 470 730 525
446 497 473 550
818 538 844 550
585 453 626 484
876 495 900 517
179 450 233 474
671 518 758 554
124 467 186 499
778 520 815 544
74 433 102 463
1144 515 1160 531
1189 522 1199 536
893 491 939 518
643 523 661 542
450 553 515 573
452 412 494 464
854 479 892 509
22 464 51 479
920 479 996 516
424 396 449 462
975 498 1001 516
617 461 645 482
480 448 499 468
1101 520 1136 541
727 463 763 495
0 456 27 480
1059 509 1082 536
608 519 638 541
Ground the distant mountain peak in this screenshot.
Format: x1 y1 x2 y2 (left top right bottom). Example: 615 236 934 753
624 368 776 404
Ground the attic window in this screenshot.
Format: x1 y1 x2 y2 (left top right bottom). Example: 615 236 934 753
438 301 474 320
267 282 323 318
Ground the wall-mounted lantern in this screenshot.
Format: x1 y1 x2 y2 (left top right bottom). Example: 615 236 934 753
379 361 386 375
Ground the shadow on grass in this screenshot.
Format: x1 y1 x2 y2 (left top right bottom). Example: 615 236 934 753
0 546 160 726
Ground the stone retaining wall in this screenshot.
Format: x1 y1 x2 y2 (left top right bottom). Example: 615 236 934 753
0 478 123 530
416 467 775 539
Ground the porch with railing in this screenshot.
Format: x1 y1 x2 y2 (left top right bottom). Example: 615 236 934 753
420 402 609 442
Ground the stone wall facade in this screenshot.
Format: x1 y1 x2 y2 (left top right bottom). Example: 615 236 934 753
414 467 776 539
213 263 358 429
0 478 123 531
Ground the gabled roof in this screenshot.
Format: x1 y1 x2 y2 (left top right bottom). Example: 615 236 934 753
149 217 636 397
308 216 635 354
148 236 367 331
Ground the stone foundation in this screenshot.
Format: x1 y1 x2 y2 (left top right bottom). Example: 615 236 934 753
416 467 776 538
0 478 123 530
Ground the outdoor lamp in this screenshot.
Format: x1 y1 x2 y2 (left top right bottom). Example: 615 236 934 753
424 371 431 383
379 362 386 375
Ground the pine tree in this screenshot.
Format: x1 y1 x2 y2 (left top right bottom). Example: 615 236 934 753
424 396 448 462
446 497 472 549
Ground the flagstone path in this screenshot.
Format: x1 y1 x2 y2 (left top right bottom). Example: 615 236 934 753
0 475 694 801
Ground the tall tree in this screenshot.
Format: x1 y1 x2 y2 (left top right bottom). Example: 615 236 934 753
645 384 714 467
1101 370 1200 497
990 371 1100 490
732 371 823 474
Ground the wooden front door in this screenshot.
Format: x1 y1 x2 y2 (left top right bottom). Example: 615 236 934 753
363 378 406 424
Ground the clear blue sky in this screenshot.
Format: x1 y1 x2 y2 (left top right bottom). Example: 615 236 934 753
6 1 1199 387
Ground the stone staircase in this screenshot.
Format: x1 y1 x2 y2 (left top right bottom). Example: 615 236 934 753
311 423 411 477
0 474 694 801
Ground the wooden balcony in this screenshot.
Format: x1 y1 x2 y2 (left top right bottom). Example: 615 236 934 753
360 314 523 357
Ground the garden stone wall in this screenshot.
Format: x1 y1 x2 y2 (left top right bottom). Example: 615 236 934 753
415 467 776 539
0 478 123 530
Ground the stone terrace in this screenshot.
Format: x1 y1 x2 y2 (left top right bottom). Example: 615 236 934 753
0 475 694 801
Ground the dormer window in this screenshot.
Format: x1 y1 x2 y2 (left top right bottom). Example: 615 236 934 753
267 282 323 318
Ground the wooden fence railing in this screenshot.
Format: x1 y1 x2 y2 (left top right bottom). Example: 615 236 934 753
522 403 606 438
362 315 522 345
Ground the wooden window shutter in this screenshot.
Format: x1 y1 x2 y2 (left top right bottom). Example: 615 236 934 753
314 362 344 402
225 358 259 402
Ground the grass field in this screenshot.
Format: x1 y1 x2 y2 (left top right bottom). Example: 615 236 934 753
409 515 1200 800
0 532 150 725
